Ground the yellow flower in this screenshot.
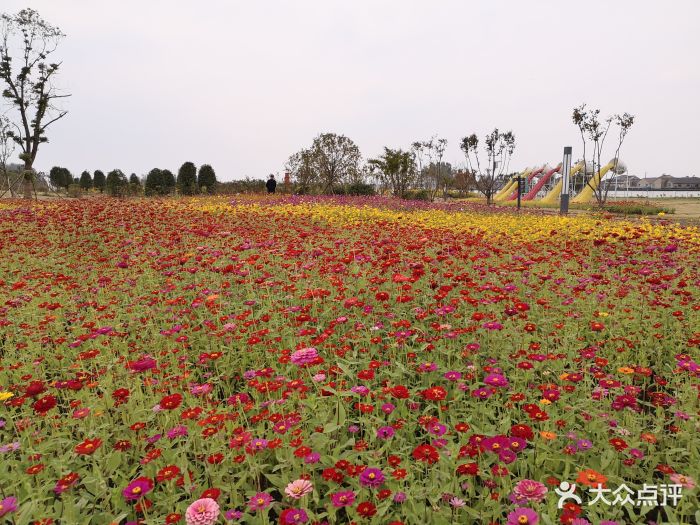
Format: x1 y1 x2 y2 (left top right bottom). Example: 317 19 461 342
0 391 14 401
539 399 552 405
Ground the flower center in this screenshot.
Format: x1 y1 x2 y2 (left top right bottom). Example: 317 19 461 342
518 516 529 525
133 487 141 494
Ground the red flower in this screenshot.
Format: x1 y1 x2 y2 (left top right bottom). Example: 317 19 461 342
510 424 534 440
590 321 605 332
75 438 102 455
391 385 409 399
656 464 675 474
456 463 479 476
159 393 182 410
165 513 182 524
357 501 377 518
201 488 221 500
113 440 132 451
609 438 628 451
156 465 181 482
33 395 57 414
25 380 46 397
419 386 447 401
412 444 439 464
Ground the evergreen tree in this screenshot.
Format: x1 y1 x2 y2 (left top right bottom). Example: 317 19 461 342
49 166 72 189
162 169 176 193
144 168 163 196
79 170 92 190
197 164 217 193
105 169 128 196
129 173 142 195
177 161 198 195
93 170 106 193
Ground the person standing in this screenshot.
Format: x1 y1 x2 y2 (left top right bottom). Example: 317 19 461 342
266 174 277 194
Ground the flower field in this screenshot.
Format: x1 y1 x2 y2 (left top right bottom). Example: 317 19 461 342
0 196 699 525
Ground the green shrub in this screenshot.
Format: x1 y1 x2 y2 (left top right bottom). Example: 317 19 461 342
67 183 82 198
603 203 674 215
403 189 431 201
346 182 376 196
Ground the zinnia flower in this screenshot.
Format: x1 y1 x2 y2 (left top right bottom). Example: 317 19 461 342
510 479 548 504
507 507 538 525
376 426 395 439
285 479 313 499
75 438 103 455
290 347 318 366
123 477 154 501
669 473 696 489
330 491 355 508
247 492 273 511
359 468 385 488
0 496 18 517
280 508 308 524
185 498 220 525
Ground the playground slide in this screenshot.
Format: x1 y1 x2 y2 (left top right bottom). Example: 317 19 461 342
538 162 583 205
571 160 615 204
505 165 544 201
522 164 561 201
494 168 530 201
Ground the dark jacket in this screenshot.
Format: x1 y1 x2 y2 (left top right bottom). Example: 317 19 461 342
266 178 277 193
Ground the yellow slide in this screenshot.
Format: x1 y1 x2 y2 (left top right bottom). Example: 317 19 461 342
538 162 583 205
571 160 616 204
494 168 531 202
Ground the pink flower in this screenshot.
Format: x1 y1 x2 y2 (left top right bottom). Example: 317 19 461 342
507 507 538 525
186 498 220 525
484 373 509 388
122 477 153 501
0 497 18 517
510 479 548 504
359 468 385 488
290 347 318 366
330 491 355 508
670 473 696 489
285 479 313 499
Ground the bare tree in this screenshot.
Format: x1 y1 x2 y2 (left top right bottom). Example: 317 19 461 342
1 9 69 198
611 113 634 177
572 105 634 206
418 136 447 201
411 141 426 189
0 115 17 196
460 128 516 204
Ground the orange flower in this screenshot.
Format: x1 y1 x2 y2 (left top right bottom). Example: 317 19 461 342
577 469 608 488
640 432 657 444
539 431 557 440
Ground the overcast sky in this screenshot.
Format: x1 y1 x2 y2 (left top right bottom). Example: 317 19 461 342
2 0 699 180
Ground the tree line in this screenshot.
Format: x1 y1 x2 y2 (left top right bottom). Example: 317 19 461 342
45 162 217 197
285 131 518 203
